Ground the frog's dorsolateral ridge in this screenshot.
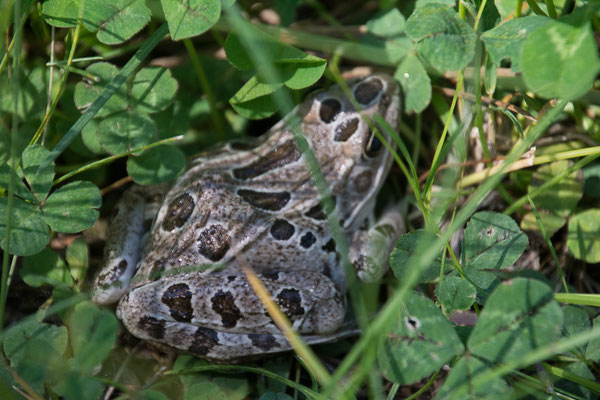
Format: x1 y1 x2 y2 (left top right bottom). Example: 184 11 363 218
92 74 403 362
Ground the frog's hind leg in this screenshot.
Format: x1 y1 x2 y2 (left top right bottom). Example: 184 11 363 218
116 270 347 361
350 203 405 282
92 184 168 305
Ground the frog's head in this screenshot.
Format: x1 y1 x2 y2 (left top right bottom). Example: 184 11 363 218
300 74 400 228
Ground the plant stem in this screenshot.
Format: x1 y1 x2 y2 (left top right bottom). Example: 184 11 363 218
183 39 226 141
0 0 23 335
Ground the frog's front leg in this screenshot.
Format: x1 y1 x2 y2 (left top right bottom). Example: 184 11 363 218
116 270 346 361
92 184 168 305
350 204 405 282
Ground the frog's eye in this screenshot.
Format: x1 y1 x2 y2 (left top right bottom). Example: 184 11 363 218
354 78 384 106
319 98 342 123
364 130 383 158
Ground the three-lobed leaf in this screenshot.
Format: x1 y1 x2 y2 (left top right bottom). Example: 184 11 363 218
378 292 465 384
436 356 512 400
161 0 221 41
481 16 551 72
0 198 49 256
22 145 55 201
41 0 80 28
405 4 476 71
83 0 151 45
463 211 529 270
3 321 68 367
131 66 179 114
74 62 128 117
528 160 583 217
390 230 443 284
41 181 102 233
567 209 600 263
435 276 477 315
468 278 564 364
394 53 431 113
67 302 117 374
127 144 186 185
366 8 406 37
42 0 151 44
21 248 73 288
521 13 600 100
97 111 157 154
225 27 326 119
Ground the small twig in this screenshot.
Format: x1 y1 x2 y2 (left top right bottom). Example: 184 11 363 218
43 26 56 145
436 86 536 122
100 176 132 196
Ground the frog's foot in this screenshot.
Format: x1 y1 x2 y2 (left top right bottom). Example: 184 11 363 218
92 184 168 305
116 270 347 361
350 203 405 282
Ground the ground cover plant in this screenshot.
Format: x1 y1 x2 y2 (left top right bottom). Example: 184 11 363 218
1 0 600 398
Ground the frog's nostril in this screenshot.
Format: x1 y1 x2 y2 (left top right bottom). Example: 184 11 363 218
354 78 384 105
319 98 342 123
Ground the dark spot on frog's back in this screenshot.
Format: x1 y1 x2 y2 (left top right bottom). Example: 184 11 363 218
198 224 231 262
276 288 305 319
211 290 241 328
353 170 373 193
300 232 316 248
322 238 336 252
319 98 342 123
137 315 165 340
237 189 290 211
262 270 280 281
161 283 193 322
233 140 300 180
248 333 278 351
304 196 336 220
188 326 219 356
162 193 195 231
270 219 295 240
354 78 383 105
334 118 359 142
229 140 259 151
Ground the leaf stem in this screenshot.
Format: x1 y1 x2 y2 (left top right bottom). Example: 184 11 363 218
423 72 464 205
52 135 184 186
31 0 85 146
526 195 569 293
183 39 227 141
465 146 600 188
1 0 23 335
544 0 558 18
0 0 34 76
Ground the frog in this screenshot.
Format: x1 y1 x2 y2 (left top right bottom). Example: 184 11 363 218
92 74 403 362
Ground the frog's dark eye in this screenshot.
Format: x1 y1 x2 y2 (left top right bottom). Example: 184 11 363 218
354 78 384 106
364 130 383 158
319 98 342 123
